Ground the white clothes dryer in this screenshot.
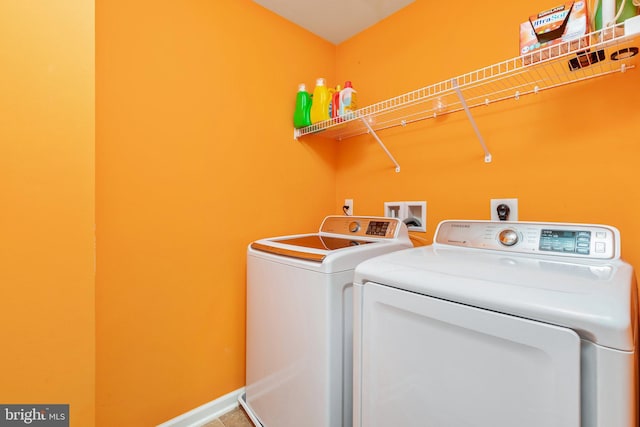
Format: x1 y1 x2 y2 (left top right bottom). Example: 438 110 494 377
240 216 412 427
353 220 638 427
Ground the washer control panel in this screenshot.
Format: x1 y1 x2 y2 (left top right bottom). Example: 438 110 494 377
435 220 620 260
320 216 401 239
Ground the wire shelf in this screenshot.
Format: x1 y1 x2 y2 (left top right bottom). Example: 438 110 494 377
294 23 639 142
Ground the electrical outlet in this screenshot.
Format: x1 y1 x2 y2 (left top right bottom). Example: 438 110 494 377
344 199 353 216
490 198 518 221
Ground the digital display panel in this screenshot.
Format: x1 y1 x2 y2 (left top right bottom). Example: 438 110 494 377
539 229 591 254
366 221 390 236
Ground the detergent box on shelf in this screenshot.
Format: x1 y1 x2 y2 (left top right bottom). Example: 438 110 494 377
520 1 590 65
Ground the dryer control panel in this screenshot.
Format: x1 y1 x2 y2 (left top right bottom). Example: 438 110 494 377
435 220 620 260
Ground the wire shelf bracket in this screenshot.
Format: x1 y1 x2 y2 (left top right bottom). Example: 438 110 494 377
452 78 492 163
361 116 401 173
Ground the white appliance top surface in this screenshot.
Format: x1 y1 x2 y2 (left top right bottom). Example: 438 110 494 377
354 220 637 351
249 215 412 272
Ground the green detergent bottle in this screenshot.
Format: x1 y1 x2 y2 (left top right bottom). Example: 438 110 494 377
293 83 312 129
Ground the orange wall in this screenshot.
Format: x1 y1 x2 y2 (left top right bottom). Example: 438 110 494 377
335 0 640 271
0 1 96 426
5 0 636 425
95 0 336 425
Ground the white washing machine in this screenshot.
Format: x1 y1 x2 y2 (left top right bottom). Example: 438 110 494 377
240 215 412 427
353 220 638 427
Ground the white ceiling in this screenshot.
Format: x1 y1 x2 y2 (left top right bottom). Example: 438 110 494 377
252 0 415 44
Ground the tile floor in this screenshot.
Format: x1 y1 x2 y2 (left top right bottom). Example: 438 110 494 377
202 406 254 427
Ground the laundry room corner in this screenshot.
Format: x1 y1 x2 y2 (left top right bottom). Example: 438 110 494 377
95 0 338 425
4 0 640 424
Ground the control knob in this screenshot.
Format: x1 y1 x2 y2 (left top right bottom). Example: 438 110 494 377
349 221 361 233
498 229 519 246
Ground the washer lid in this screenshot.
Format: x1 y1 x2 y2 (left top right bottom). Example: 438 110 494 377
354 245 637 351
249 216 412 267
272 235 375 251
251 235 374 262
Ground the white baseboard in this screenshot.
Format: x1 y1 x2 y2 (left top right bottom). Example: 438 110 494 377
156 387 245 427
238 392 261 426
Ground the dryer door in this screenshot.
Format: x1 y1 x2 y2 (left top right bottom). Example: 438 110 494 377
355 282 581 427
